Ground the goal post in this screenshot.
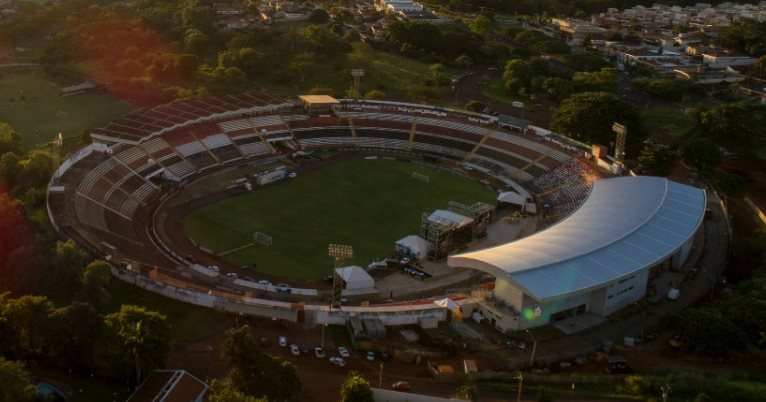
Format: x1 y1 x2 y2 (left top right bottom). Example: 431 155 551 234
411 172 430 183
254 231 273 246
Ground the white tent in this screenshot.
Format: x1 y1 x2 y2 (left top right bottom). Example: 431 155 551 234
395 235 432 261
497 191 537 214
434 297 459 309
335 266 375 290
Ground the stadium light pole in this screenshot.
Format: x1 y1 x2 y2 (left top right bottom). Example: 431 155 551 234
526 329 537 367
328 244 353 311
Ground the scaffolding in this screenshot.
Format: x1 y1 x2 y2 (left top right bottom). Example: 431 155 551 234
448 201 495 239
420 213 457 260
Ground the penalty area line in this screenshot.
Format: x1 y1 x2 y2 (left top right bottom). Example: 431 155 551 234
217 242 256 257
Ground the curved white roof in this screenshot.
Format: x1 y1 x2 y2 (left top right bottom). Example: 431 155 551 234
448 176 706 301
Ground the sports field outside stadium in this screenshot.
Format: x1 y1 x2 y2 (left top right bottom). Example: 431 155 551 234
182 159 495 280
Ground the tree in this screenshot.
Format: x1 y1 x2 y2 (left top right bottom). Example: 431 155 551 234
0 358 36 402
453 384 478 401
50 239 87 297
364 90 386 100
103 305 171 385
571 68 618 93
339 372 374 402
79 260 112 311
503 58 549 95
468 14 494 38
0 123 21 156
2 295 53 355
638 142 678 176
221 326 302 401
48 302 103 369
208 378 268 402
454 54 474 67
699 103 766 144
308 9 329 24
289 53 316 82
465 100 485 113
674 306 746 355
429 63 449 87
0 152 20 189
683 137 721 174
551 92 645 155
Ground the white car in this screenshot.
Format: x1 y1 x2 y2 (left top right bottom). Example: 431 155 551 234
258 280 272 286
337 346 350 358
329 357 346 367
279 336 287 347
208 265 220 272
289 344 300 356
366 351 375 361
226 272 238 279
314 347 326 358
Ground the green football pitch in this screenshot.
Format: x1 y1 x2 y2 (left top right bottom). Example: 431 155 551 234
182 158 495 280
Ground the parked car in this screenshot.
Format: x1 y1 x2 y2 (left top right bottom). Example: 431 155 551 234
366 351 375 361
208 265 219 272
258 280 272 286
226 272 238 279
392 381 411 391
329 357 346 367
337 347 350 358
314 347 326 358
289 344 300 356
278 336 287 347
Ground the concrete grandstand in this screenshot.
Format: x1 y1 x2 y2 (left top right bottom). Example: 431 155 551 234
45 92 704 335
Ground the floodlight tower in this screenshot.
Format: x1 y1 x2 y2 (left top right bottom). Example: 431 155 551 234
351 69 365 100
612 122 627 162
328 243 353 310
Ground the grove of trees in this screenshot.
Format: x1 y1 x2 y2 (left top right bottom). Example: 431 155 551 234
551 91 645 155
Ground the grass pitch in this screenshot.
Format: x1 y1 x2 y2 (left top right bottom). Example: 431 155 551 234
182 159 494 280
0 71 133 147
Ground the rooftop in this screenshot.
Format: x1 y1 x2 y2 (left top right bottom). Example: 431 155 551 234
448 176 706 301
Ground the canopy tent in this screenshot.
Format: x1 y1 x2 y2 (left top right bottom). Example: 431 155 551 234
434 297 462 321
428 209 473 228
395 235 432 261
335 266 375 290
497 191 537 214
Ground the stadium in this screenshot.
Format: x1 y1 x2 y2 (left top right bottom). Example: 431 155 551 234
45 92 707 332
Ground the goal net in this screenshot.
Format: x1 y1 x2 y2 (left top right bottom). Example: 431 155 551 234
254 232 273 246
411 172 430 183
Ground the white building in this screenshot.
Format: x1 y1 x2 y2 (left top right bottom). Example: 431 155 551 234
449 176 706 331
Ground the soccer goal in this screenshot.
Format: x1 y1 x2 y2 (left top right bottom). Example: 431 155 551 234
254 232 273 246
411 172 430 183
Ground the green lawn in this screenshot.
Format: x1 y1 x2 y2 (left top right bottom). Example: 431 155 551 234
481 77 528 106
0 71 133 147
640 107 695 140
182 159 494 279
106 279 227 343
257 43 454 101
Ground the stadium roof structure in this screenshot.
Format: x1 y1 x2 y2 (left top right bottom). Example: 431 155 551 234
448 176 706 301
299 94 341 104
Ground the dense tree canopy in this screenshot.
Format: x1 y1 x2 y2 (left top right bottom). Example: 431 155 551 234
699 103 766 144
551 91 645 155
721 18 766 57
637 142 678 176
222 326 302 401
683 137 721 173
0 358 36 402
339 372 374 402
103 305 172 386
